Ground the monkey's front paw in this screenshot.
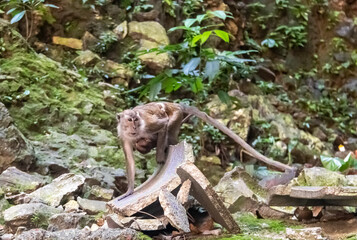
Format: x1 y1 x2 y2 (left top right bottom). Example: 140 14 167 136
156 157 166 165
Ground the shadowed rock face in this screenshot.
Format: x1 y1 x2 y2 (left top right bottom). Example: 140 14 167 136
0 102 35 173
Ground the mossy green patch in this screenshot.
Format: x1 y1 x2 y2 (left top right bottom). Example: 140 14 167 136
0 51 117 137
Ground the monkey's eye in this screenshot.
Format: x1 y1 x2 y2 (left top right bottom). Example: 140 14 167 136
134 118 138 122
128 118 132 122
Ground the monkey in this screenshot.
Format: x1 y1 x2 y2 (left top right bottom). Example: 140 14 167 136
116 102 293 200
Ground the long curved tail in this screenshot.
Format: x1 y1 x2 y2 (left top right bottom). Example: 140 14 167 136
181 104 293 172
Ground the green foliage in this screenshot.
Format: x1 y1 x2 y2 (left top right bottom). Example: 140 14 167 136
203 124 226 144
267 25 307 48
133 0 153 13
31 212 50 229
94 31 118 53
1 0 58 39
321 152 355 172
296 91 356 134
162 0 178 17
182 0 204 17
235 213 294 234
136 11 255 101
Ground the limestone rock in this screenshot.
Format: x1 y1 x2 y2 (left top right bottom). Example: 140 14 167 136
0 167 44 195
137 39 174 73
77 197 107 214
73 50 100 66
128 21 169 45
100 60 133 82
4 203 62 232
293 167 347 187
28 173 85 207
0 102 35 173
159 189 190 233
128 21 173 72
214 167 269 214
47 212 87 231
89 185 114 201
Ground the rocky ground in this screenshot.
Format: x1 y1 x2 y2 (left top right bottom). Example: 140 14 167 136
1 0 357 239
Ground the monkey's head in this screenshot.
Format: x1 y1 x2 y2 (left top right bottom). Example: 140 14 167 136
117 110 141 137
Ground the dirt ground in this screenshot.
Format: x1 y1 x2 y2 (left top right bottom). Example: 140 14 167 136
309 218 357 239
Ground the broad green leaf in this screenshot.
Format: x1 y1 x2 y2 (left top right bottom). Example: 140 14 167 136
261 38 277 48
44 4 59 8
321 155 342 171
149 82 162 100
339 152 353 172
184 18 197 28
162 77 181 93
191 77 203 93
183 57 200 75
200 31 212 45
11 10 26 24
191 35 202 47
204 60 220 81
196 14 206 23
210 10 227 20
6 8 17 14
214 30 229 42
218 90 231 105
168 26 190 32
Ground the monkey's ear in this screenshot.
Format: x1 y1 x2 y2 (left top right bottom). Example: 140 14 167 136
116 113 123 122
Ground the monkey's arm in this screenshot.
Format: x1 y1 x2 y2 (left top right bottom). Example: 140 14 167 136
182 105 293 172
118 140 136 200
156 124 168 164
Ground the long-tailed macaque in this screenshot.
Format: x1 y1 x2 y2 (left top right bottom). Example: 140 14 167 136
116 102 292 199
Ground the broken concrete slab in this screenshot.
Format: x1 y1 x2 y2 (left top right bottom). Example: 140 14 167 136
159 189 190 232
107 142 194 216
28 173 85 207
269 185 357 206
177 179 192 209
177 162 240 233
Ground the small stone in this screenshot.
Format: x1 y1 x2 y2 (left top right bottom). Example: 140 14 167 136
89 185 114 201
77 197 107 215
52 36 83 49
64 200 80 212
1 234 14 240
90 223 99 231
73 50 100 66
286 227 325 240
113 21 128 40
159 189 190 233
